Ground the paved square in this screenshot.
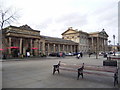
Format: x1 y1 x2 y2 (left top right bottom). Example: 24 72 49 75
2 55 120 88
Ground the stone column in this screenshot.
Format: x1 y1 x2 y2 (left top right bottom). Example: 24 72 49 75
30 39 33 55
53 44 56 53
91 37 94 52
9 37 11 54
38 40 40 55
63 45 65 52
96 37 99 59
34 39 39 56
58 44 60 52
42 41 45 54
67 45 68 53
98 37 100 51
74 45 76 52
19 38 23 54
71 45 72 52
47 43 50 55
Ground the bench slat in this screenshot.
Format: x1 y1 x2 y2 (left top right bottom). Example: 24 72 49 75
59 67 77 72
83 71 114 77
84 67 117 73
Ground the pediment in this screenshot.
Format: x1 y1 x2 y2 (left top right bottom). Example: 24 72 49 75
62 29 78 35
99 31 109 37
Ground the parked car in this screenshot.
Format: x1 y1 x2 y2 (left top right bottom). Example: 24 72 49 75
115 52 120 56
99 52 104 56
65 52 73 56
108 51 113 54
49 53 59 57
49 52 65 57
73 52 81 56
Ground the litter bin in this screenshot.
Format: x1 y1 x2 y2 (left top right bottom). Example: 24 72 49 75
103 60 117 67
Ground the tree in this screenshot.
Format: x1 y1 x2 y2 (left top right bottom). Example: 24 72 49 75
0 6 20 58
0 7 19 30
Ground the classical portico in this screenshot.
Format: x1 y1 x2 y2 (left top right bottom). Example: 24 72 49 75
62 27 109 53
2 25 42 57
89 29 108 53
2 25 78 58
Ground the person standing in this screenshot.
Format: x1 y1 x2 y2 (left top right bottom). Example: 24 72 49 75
80 52 83 58
60 52 63 57
27 52 30 57
77 53 80 59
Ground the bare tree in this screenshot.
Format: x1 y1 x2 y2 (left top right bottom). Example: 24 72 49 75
0 7 20 30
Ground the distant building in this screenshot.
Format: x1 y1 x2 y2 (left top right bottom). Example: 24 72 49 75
108 45 119 52
62 27 109 53
62 27 89 53
1 25 109 59
1 25 78 58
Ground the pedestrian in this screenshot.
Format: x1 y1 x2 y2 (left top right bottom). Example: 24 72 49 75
27 52 30 57
62 52 65 58
77 53 80 59
89 52 92 57
80 52 83 58
60 52 63 57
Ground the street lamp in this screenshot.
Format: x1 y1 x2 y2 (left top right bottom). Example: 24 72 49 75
108 40 111 45
113 35 115 56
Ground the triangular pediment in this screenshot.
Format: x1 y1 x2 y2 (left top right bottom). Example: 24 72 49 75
19 24 33 30
99 31 109 37
62 28 78 35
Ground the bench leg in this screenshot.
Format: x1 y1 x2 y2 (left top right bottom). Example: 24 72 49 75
77 72 80 80
57 69 60 74
114 72 118 86
77 70 83 80
114 77 118 86
53 65 60 75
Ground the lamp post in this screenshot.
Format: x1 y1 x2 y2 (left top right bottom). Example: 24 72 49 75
108 40 111 52
113 35 115 56
108 40 111 45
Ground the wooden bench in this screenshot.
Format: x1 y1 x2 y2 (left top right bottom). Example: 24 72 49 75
53 61 84 79
52 61 119 86
111 57 120 60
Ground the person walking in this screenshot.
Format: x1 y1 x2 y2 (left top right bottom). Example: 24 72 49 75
77 53 80 59
27 52 30 57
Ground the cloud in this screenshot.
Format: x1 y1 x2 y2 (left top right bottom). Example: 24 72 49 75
2 0 119 44
55 12 88 28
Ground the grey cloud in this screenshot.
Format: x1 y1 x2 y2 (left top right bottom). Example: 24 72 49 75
55 12 88 27
92 1 117 15
39 18 54 29
92 1 118 26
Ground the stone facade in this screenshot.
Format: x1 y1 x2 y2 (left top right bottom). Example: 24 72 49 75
1 25 109 58
41 35 78 55
62 27 109 53
2 25 41 58
2 25 78 58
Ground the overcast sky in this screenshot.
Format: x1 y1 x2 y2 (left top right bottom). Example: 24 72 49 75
1 0 119 44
